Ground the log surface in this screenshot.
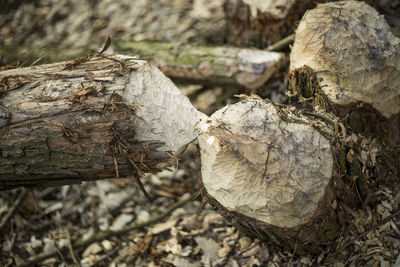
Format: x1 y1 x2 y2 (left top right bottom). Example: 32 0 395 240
196 98 342 253
197 99 333 228
115 41 285 89
0 54 205 189
290 1 400 118
289 1 400 144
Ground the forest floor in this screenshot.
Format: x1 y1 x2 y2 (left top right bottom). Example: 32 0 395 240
1 1 400 266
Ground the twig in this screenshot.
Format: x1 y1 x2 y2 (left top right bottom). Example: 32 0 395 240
127 156 152 200
302 110 334 125
287 241 297 267
267 33 295 51
0 188 27 232
18 191 200 267
8 232 17 252
337 206 400 251
67 230 81 267
88 247 119 267
113 156 119 178
54 243 67 264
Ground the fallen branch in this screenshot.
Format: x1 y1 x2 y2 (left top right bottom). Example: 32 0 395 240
266 33 294 52
2 39 286 90
0 188 27 232
66 230 81 267
18 191 199 266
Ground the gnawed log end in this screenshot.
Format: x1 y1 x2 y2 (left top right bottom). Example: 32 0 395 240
289 1 400 144
196 98 343 253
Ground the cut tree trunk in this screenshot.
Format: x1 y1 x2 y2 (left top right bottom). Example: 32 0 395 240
289 1 400 145
196 97 396 254
115 41 285 89
0 54 205 190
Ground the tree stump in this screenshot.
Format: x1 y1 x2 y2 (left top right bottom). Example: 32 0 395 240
289 1 400 145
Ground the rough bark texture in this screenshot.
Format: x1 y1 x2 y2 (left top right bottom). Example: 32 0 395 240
0 54 205 189
115 41 285 89
289 1 400 145
196 97 395 254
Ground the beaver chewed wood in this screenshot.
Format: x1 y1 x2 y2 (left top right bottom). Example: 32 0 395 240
197 99 333 227
0 54 205 189
289 1 400 143
196 98 349 253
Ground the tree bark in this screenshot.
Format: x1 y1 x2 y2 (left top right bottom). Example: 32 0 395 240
115 41 285 90
0 54 205 189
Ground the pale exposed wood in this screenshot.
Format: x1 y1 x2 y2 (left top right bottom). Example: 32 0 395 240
115 41 285 89
289 1 400 143
290 1 400 118
0 54 205 189
196 97 345 253
197 99 333 228
195 97 398 253
242 0 298 19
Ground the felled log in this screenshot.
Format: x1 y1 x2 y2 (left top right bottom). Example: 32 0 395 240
289 1 400 145
0 54 205 190
196 97 395 254
224 0 314 47
115 41 285 89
